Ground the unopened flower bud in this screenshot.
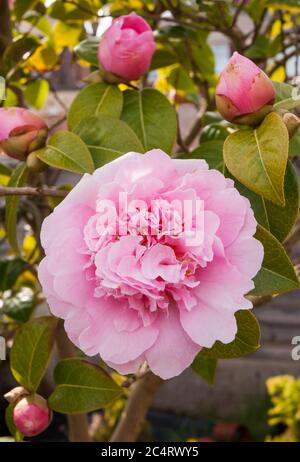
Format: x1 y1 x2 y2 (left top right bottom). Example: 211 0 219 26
216 52 275 126
0 108 48 161
26 152 47 172
13 394 51 437
98 13 156 82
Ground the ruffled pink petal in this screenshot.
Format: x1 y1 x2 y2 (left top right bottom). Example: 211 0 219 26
180 302 238 348
145 307 201 379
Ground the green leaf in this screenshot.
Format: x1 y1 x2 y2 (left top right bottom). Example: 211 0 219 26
192 355 217 385
35 131 94 174
5 163 28 253
25 15 52 37
201 311 260 359
74 115 144 168
13 0 39 21
48 358 123 414
189 140 224 172
49 0 98 21
272 81 300 111
121 89 177 154
0 256 26 291
245 35 281 60
251 225 300 296
75 37 99 66
3 35 39 71
234 161 299 242
200 123 229 142
68 83 123 131
189 41 215 79
289 131 300 157
224 112 289 206
167 66 197 93
5 404 24 442
24 79 49 110
272 81 294 103
150 48 178 70
10 317 58 392
2 287 36 323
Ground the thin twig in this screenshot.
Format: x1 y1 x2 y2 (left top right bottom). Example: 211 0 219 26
0 186 68 198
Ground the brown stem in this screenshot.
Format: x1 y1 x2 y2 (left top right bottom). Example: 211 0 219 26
0 186 68 198
110 371 163 442
0 0 12 58
55 320 91 442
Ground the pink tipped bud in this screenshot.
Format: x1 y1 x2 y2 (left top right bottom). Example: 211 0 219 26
216 52 275 126
0 107 48 160
98 13 156 82
13 394 51 437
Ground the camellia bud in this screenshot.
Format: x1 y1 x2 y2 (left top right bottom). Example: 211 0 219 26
282 112 300 139
215 52 276 126
26 152 47 172
0 107 48 161
13 394 51 437
98 13 156 82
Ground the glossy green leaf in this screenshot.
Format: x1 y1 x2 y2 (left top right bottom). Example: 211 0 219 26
48 358 123 414
35 131 94 174
251 225 300 296
192 355 217 384
2 287 36 323
75 37 99 66
224 112 289 206
234 161 299 242
5 163 28 253
201 311 260 359
0 256 26 291
74 115 144 168
10 317 58 392
189 140 224 172
121 89 177 154
68 83 123 130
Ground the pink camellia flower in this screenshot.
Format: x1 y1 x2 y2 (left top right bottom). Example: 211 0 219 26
0 107 48 160
216 52 275 125
38 149 263 380
13 394 51 437
98 13 156 81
